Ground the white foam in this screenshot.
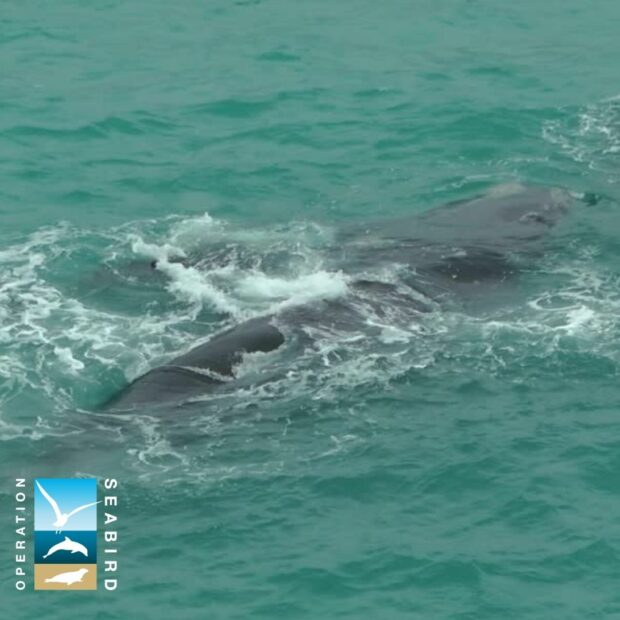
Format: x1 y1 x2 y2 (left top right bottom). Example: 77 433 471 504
561 306 597 335
129 236 186 263
542 97 620 178
169 212 218 248
54 347 85 374
127 216 341 320
236 270 349 309
126 415 190 471
156 260 240 316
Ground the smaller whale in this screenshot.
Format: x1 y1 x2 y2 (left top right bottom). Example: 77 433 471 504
44 567 89 585
43 535 88 559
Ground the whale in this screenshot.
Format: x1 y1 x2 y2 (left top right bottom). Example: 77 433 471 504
44 567 89 585
102 184 575 411
42 535 88 559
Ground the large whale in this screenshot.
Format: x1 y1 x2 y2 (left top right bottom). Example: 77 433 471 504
102 184 574 411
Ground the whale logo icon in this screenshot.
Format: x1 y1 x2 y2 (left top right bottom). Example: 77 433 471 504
35 480 100 533
42 535 89 560
44 567 89 586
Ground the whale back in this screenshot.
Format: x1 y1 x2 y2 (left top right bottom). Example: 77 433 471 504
103 317 284 411
349 185 571 248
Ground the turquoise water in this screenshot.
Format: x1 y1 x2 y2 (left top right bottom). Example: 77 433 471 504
2 1 620 617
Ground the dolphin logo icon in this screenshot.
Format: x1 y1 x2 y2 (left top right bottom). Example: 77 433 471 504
42 535 88 560
44 567 89 586
35 480 100 533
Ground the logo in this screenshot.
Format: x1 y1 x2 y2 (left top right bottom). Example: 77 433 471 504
34 479 99 590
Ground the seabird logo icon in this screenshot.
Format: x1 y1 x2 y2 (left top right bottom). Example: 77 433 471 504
35 480 100 533
34 477 100 591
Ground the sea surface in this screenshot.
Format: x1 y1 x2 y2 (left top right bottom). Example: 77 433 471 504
2 1 620 618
